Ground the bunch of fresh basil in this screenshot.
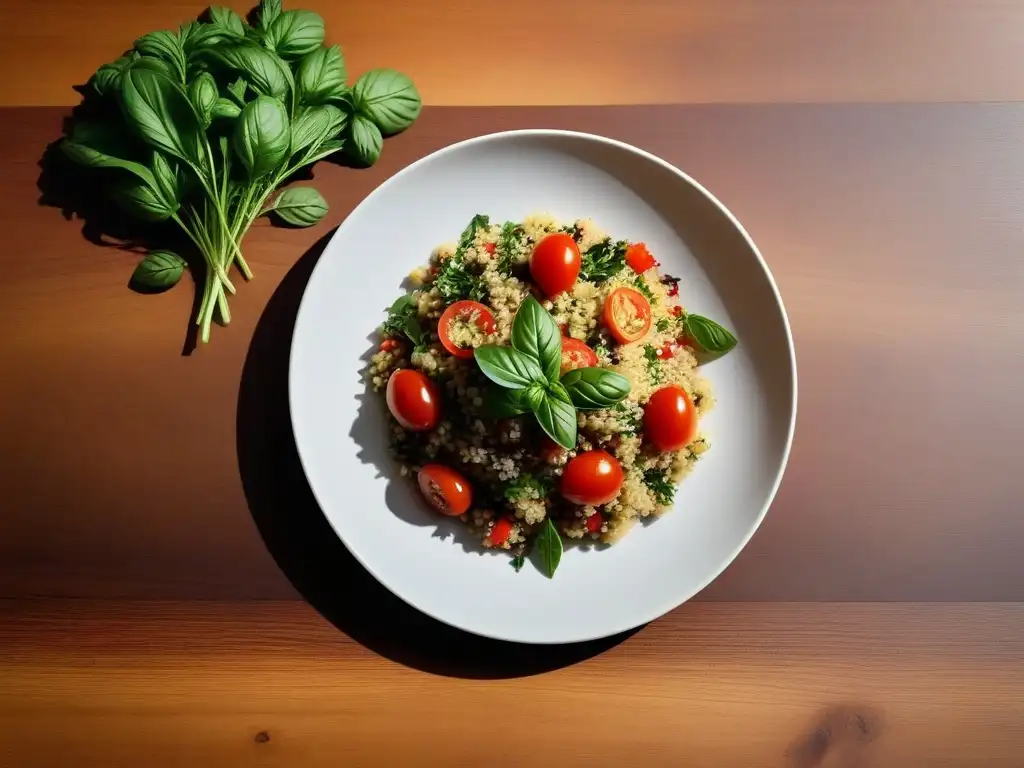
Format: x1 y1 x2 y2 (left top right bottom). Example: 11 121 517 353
60 0 421 345
475 296 631 450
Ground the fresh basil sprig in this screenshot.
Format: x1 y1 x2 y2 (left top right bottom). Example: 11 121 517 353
535 518 563 578
59 0 422 348
474 296 631 450
682 314 738 355
381 295 427 352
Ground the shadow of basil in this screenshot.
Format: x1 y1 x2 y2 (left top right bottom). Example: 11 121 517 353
236 229 640 679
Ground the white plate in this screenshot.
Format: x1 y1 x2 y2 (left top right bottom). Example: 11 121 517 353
289 130 796 644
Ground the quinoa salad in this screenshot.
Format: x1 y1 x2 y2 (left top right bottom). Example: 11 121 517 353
368 213 738 577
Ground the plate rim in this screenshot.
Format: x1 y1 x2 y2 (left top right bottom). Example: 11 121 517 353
288 128 799 644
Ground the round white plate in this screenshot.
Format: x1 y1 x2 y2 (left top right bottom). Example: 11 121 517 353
289 130 796 644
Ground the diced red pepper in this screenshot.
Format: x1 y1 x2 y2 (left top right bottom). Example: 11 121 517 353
489 517 515 547
586 513 603 533
670 305 683 317
484 242 496 255
625 242 657 273
380 338 400 352
656 343 674 359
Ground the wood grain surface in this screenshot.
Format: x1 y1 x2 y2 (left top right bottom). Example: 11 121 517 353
6 0 1024 106
2 600 1023 767
2 105 1023 603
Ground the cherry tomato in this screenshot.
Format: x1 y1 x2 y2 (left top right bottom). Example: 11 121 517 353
603 287 652 344
386 369 440 431
484 242 496 255
437 300 496 359
625 242 656 273
530 233 581 296
379 338 400 352
585 512 603 533
560 337 598 375
560 450 625 506
417 464 472 516
644 385 698 451
540 436 567 464
488 517 515 547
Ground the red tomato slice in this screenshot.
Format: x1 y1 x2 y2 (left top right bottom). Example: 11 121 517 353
488 517 515 547
560 337 598 375
386 369 440 431
560 450 624 506
625 242 656 273
603 287 652 344
417 464 472 516
438 300 496 359
530 233 581 296
644 385 698 452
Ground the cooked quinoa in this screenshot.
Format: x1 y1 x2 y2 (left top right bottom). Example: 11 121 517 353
368 213 726 573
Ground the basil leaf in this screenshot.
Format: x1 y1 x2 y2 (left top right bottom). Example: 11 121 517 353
208 7 246 37
233 95 290 178
402 314 425 349
352 68 421 136
348 113 382 166
119 65 207 171
211 97 241 120
474 345 546 390
484 387 531 419
299 138 345 166
187 71 218 126
510 554 526 573
524 382 546 411
151 151 180 207
178 21 201 46
130 250 186 290
290 105 345 156
535 518 563 579
296 44 346 106
90 56 133 98
111 176 178 221
270 186 328 227
183 23 235 56
458 214 490 251
265 10 324 59
226 76 248 105
258 0 282 30
61 139 155 186
134 30 187 83
511 295 561 382
199 43 292 101
546 380 573 405
684 314 738 354
533 390 577 450
560 367 631 410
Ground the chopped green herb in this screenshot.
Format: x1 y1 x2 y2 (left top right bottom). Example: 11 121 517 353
643 468 675 506
656 317 671 333
458 214 490 252
643 343 663 384
381 295 427 351
496 221 525 274
510 554 526 572
613 401 642 435
594 342 611 361
434 254 487 303
504 472 550 502
633 275 655 301
579 239 627 282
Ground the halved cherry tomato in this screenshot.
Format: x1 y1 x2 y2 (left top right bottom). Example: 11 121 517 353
560 337 598 375
625 242 656 273
417 464 472 516
540 436 567 464
438 300 496 359
488 516 515 547
585 512 603 533
644 385 697 451
386 369 440 431
530 233 581 296
603 287 652 344
561 450 624 506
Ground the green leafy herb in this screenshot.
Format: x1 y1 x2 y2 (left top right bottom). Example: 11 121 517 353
496 221 524 274
61 0 421 346
381 295 426 352
656 317 671 333
474 345 546 390
267 186 328 226
433 253 486 303
613 401 642 435
130 250 186 290
559 367 631 410
683 314 738 355
643 343 663 384
511 295 561 382
484 386 530 419
534 384 577 449
503 473 549 502
535 518 563 579
458 214 491 252
632 275 654 301
579 238 627 282
510 554 526 573
352 68 422 136
643 468 675 506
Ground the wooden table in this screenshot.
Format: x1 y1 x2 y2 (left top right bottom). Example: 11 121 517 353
2 2 1024 766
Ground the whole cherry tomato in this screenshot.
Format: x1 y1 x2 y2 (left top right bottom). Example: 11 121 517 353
530 233 581 296
644 385 698 451
386 369 440 431
560 450 624 506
